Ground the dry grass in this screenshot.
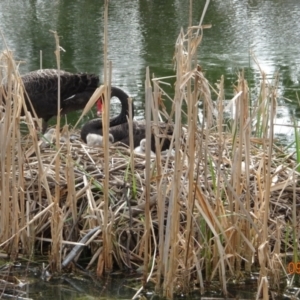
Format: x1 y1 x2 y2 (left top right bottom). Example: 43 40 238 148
1 3 300 300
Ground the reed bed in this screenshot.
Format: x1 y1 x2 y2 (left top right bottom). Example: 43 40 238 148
1 9 300 300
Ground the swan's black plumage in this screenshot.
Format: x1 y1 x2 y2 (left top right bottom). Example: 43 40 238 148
80 87 173 152
108 120 173 152
80 86 134 142
21 69 100 130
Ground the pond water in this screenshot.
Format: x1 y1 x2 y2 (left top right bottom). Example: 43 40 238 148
0 260 262 299
0 0 299 298
1 0 300 144
0 260 291 300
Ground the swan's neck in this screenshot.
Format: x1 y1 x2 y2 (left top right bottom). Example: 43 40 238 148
80 86 134 143
109 86 134 126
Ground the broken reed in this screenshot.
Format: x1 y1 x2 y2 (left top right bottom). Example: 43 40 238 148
1 24 300 300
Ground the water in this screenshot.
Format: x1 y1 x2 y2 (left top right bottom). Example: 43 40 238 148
1 0 299 139
0 0 299 297
0 260 144 299
1 0 300 141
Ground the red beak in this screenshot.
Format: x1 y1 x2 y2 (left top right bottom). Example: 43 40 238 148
96 98 103 117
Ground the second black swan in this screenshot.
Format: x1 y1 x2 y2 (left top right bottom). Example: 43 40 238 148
80 86 134 141
80 88 173 153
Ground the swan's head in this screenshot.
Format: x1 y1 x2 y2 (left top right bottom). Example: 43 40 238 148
108 133 114 143
44 128 56 139
134 139 146 154
140 139 146 152
40 128 57 148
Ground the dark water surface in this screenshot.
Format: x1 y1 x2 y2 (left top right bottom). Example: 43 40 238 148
0 260 287 300
0 0 299 298
0 260 261 300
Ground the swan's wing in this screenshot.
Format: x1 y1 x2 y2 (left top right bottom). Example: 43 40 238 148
21 69 99 121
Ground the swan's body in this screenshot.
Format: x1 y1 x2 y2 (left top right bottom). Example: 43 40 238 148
82 118 173 152
80 87 173 152
134 139 155 157
20 69 100 131
86 133 114 147
80 86 134 142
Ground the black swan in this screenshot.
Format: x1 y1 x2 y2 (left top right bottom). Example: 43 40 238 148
109 120 173 152
80 86 134 142
80 87 174 153
20 69 100 131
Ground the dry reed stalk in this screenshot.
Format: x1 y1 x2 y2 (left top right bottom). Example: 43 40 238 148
152 81 165 293
142 67 152 286
183 2 196 291
162 30 184 299
195 68 224 292
230 71 248 273
64 126 77 227
101 0 113 275
0 50 30 256
128 97 135 182
240 73 252 272
50 30 63 272
213 75 231 282
101 78 113 275
127 96 134 271
259 73 276 300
